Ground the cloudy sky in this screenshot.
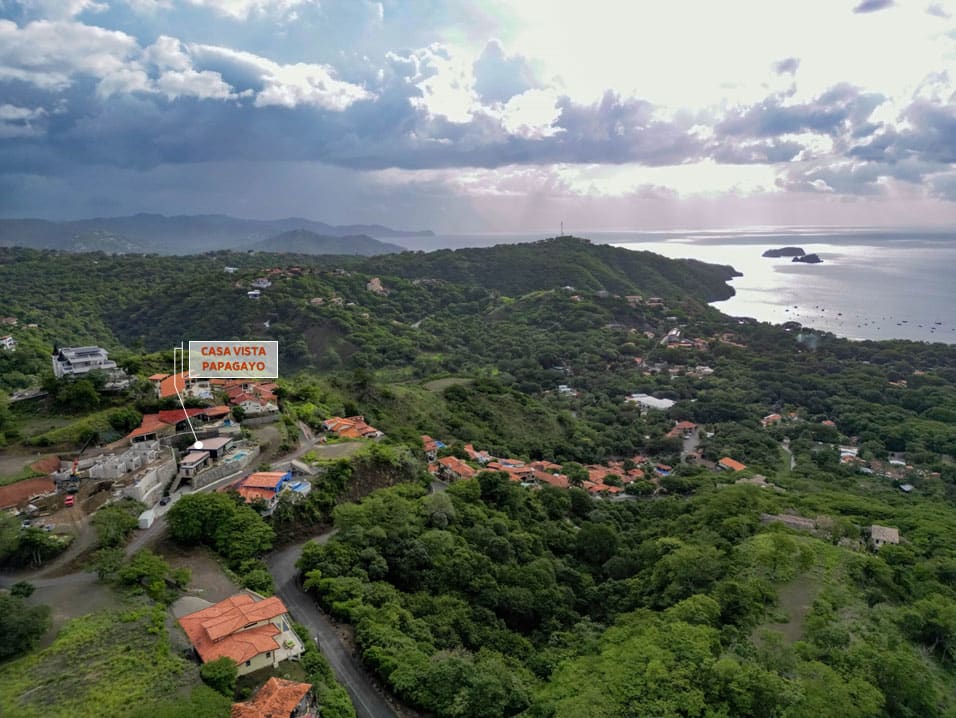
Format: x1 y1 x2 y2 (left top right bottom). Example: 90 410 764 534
3 0 956 231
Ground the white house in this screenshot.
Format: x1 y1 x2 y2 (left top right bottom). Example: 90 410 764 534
0 335 15 351
52 346 118 378
625 393 676 411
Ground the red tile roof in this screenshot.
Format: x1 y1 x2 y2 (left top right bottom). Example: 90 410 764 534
719 457 747 472
232 678 312 718
533 469 569 488
178 594 289 664
148 373 169 381
158 371 189 399
437 456 476 479
157 408 206 425
242 472 287 489
127 413 168 439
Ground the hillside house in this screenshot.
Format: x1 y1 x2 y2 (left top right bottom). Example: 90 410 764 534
178 593 304 676
718 457 747 472
231 677 316 718
666 421 697 439
436 456 476 481
178 450 210 479
322 416 382 439
761 413 782 428
421 435 446 461
625 393 676 411
463 444 493 464
234 471 291 512
366 277 389 295
250 278 272 289
0 335 15 351
151 371 213 401
870 524 900 549
51 346 120 379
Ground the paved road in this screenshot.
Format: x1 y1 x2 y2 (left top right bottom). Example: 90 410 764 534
681 429 700 459
266 532 398 718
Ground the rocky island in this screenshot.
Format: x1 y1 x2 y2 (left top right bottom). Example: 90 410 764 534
792 253 823 264
762 246 806 257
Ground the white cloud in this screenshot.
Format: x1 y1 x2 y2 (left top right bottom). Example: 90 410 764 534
20 0 108 19
181 0 315 20
144 35 191 71
496 88 561 139
154 68 236 100
192 44 372 109
0 19 139 90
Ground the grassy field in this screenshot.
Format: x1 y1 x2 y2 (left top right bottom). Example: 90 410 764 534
0 462 45 487
422 376 474 392
0 606 229 718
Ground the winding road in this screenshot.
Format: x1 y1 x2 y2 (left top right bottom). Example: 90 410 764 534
266 532 399 718
2 428 401 718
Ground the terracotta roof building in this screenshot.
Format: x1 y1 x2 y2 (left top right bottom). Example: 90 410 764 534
321 416 382 439
718 457 747 472
178 593 304 676
436 456 476 481
232 677 316 718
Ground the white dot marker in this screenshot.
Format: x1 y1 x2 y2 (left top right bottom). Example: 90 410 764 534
193 440 204 450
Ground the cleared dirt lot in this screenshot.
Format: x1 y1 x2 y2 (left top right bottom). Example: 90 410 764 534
27 579 124 649
156 540 240 603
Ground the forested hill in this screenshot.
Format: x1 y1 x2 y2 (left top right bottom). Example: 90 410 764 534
251 230 403 256
358 236 741 303
0 214 430 254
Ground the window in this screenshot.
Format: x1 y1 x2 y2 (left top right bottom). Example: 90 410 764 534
265 652 271 658
245 660 251 667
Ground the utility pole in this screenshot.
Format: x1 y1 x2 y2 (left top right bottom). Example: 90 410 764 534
560 221 564 236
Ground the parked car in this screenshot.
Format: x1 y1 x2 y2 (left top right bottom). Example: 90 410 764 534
64 495 75 507
43 524 54 532
159 496 170 506
20 519 32 528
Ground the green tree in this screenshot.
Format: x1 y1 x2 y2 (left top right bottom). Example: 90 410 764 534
200 656 238 697
9 580 35 598
0 593 50 659
93 503 140 548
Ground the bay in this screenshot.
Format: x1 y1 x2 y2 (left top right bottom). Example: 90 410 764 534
411 227 956 345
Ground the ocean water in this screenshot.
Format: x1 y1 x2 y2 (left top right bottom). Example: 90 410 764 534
414 228 956 344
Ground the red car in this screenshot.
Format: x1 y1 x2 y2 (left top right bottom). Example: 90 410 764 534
64 495 75 507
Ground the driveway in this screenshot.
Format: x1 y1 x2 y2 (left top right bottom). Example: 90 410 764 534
265 532 399 718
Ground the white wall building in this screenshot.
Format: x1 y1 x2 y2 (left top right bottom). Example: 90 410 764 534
625 393 676 411
52 346 118 378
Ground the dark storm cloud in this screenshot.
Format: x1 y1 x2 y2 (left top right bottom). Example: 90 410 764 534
716 84 885 139
852 0 894 13
0 74 706 173
472 40 538 104
772 57 800 76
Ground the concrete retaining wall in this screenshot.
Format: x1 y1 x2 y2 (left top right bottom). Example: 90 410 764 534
191 445 260 489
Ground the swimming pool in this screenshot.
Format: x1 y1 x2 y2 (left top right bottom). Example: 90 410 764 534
229 451 248 462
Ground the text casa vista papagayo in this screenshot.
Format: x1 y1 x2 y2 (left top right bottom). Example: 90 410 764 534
188 341 279 378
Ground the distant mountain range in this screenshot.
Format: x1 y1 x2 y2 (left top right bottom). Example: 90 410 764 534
0 214 431 255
